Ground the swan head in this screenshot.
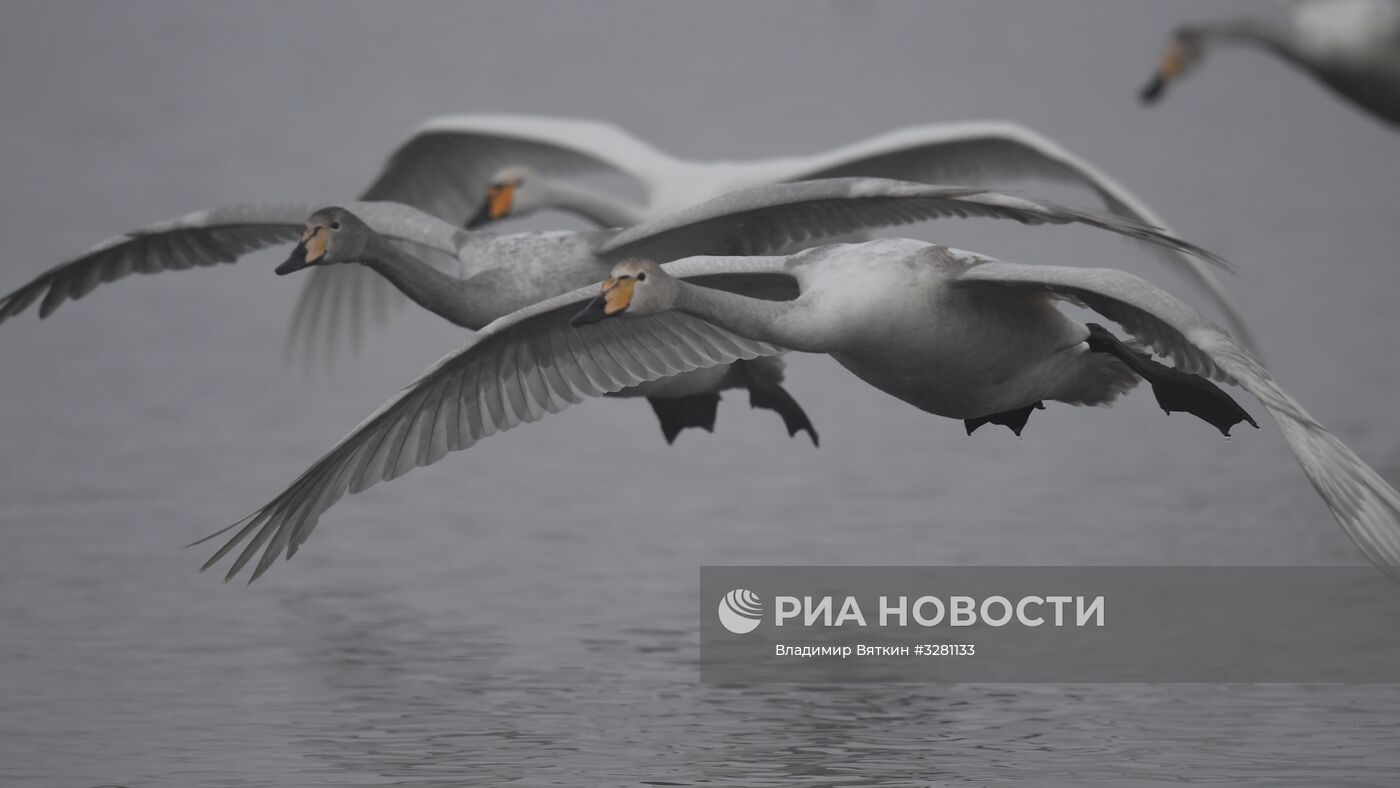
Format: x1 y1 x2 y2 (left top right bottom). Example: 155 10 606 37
1140 28 1204 104
276 207 371 275
465 166 545 228
571 259 674 326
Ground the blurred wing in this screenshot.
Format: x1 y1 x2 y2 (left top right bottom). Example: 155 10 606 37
291 114 669 365
783 121 1256 351
282 202 472 365
600 178 1231 275
0 202 317 325
957 260 1400 578
194 259 785 583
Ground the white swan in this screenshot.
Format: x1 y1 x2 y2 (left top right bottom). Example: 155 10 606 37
1142 0 1400 126
0 178 1227 443
192 212 1400 584
297 113 1253 351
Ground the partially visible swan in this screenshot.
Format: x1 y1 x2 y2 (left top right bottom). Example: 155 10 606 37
1142 0 1400 126
193 211 1400 584
0 179 1227 443
300 114 1253 350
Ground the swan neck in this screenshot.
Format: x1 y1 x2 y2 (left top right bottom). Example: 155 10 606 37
358 235 479 328
1197 17 1299 61
544 178 643 228
673 282 812 351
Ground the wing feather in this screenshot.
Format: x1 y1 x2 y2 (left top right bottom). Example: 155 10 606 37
0 203 318 325
600 179 1230 272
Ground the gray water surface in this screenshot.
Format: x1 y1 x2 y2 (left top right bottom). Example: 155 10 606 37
3 2 1400 785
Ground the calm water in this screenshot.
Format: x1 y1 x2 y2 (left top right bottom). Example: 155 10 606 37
2 2 1400 785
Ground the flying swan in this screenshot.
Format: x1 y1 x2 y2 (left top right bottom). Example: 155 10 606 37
1142 0 1400 127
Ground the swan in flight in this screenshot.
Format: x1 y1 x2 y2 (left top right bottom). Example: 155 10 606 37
193 209 1400 584
0 179 1227 443
294 113 1252 351
1141 0 1400 127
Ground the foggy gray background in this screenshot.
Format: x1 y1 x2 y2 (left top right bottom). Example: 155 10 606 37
1 1 1398 785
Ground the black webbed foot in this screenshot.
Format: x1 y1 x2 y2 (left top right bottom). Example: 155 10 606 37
736 360 819 446
1141 364 1259 436
965 401 1045 437
1085 323 1259 437
647 393 720 445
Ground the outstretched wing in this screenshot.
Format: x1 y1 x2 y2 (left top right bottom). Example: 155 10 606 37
193 258 791 583
0 203 313 325
779 121 1254 351
600 178 1231 277
0 201 463 327
956 260 1400 579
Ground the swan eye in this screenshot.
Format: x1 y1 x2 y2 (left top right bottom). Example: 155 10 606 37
636 273 647 282
330 221 342 231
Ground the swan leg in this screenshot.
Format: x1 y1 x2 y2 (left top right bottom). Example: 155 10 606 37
964 401 1045 437
1085 323 1259 437
647 394 720 445
735 360 819 447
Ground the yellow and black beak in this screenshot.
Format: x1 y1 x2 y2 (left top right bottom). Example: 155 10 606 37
571 276 636 326
276 225 328 275
465 183 516 229
1140 42 1186 104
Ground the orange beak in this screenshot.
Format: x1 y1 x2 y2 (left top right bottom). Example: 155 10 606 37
465 183 517 229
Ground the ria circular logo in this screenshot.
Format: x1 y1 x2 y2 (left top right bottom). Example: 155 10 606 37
717 588 763 634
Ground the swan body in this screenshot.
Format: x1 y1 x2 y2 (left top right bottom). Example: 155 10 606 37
194 213 1400 584
1143 0 1400 126
635 242 1136 419
773 242 1120 418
